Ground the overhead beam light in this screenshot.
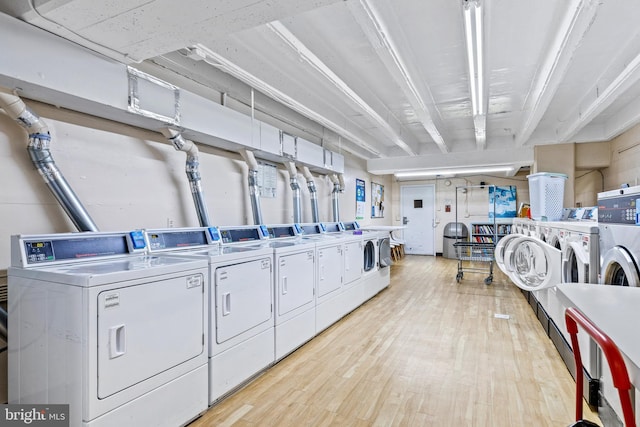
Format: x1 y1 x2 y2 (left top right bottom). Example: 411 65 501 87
462 0 487 149
394 165 514 179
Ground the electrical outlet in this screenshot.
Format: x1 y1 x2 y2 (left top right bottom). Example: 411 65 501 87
167 218 174 228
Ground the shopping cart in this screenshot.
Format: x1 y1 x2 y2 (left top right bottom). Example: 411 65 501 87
565 307 635 427
453 241 495 285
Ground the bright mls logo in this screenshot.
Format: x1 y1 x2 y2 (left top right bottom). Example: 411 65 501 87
0 405 69 426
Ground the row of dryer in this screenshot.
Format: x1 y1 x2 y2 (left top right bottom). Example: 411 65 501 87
7 222 392 427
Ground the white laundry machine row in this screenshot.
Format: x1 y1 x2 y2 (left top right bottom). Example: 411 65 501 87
596 186 640 425
144 225 275 405
8 231 210 427
494 230 600 407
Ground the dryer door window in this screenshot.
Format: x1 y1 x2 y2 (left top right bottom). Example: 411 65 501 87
97 272 205 399
379 238 392 268
562 241 589 284
504 237 562 291
601 247 640 287
494 234 521 275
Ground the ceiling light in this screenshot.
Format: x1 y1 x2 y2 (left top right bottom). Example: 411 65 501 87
394 165 513 179
462 0 487 148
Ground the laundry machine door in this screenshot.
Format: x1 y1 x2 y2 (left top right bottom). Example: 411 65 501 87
317 244 343 297
600 246 640 287
562 241 589 284
343 240 362 284
494 234 521 275
97 272 205 398
503 236 562 291
378 238 392 268
363 240 375 272
277 250 315 316
214 257 273 344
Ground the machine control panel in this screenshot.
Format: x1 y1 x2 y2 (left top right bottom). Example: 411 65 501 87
17 233 132 266
322 222 344 233
146 229 211 251
598 194 638 224
219 226 268 244
266 225 299 239
300 224 323 235
129 230 147 250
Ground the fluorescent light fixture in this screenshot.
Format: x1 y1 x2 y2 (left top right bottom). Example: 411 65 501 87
394 165 513 179
463 0 487 148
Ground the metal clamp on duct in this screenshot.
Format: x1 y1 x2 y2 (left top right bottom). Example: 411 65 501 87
299 166 320 223
240 149 263 225
161 128 212 227
285 162 301 223
329 173 344 222
0 89 98 232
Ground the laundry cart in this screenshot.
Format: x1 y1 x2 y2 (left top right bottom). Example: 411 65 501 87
453 185 497 285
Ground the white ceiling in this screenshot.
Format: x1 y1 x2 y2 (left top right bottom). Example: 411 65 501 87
2 0 639 175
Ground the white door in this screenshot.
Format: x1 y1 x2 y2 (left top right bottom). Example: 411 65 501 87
277 250 315 316
400 185 435 255
97 273 205 398
343 240 362 285
317 244 343 296
214 257 273 344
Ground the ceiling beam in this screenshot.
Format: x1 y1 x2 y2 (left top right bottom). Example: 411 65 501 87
347 0 449 153
515 0 601 147
189 44 382 159
266 21 418 156
367 146 533 175
556 49 640 142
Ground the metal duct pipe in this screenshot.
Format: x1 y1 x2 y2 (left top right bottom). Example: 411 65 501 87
0 90 98 232
0 307 6 343
239 149 263 225
329 174 342 222
161 128 212 227
300 166 320 223
285 162 301 223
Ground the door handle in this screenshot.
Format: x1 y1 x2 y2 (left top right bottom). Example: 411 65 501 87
282 276 288 295
109 324 126 359
403 216 409 225
222 292 231 316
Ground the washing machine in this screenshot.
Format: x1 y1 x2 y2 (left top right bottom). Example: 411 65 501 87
145 225 275 404
376 231 392 292
8 231 209 427
263 224 317 360
561 222 599 285
597 186 640 421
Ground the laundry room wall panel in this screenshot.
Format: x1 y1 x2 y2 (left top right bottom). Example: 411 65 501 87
575 171 602 207
604 122 640 190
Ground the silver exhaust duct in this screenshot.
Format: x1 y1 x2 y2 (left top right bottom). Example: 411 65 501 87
0 90 98 232
300 166 320 223
161 128 212 227
285 162 301 223
239 149 263 224
329 173 343 222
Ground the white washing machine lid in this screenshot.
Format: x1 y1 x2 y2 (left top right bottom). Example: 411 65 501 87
503 236 562 291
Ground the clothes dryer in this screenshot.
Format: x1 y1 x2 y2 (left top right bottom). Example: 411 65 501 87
264 224 317 360
8 231 209 427
145 225 274 404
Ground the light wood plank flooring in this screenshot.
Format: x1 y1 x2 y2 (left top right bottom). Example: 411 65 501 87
190 255 600 426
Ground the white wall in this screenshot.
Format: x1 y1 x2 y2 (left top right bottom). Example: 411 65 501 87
0 101 388 270
604 123 640 189
389 174 529 254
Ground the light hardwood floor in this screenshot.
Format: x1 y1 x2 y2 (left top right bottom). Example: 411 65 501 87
190 255 600 426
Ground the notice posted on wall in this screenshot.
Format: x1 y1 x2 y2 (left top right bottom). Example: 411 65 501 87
355 178 366 220
258 161 277 198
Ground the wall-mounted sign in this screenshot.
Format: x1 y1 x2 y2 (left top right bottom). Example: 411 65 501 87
355 178 365 220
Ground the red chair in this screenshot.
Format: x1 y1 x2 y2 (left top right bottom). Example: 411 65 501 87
565 307 636 427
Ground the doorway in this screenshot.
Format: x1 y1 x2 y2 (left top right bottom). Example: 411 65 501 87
400 185 435 255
